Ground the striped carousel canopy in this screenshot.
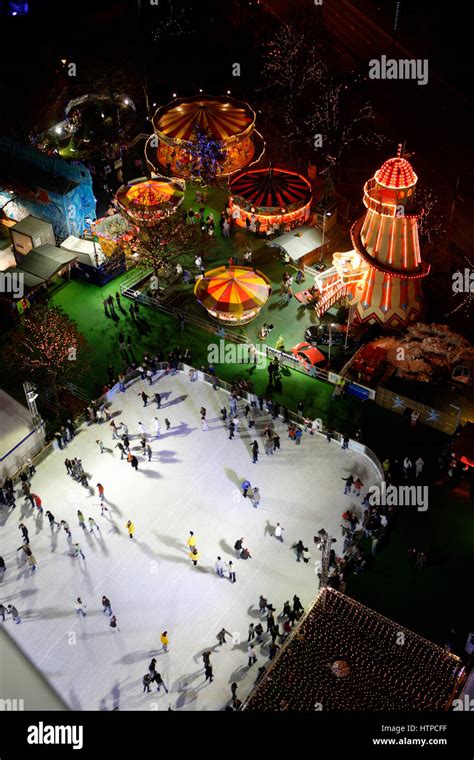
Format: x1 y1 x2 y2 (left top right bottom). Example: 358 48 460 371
153 95 255 143
194 266 271 315
115 178 184 221
230 167 312 211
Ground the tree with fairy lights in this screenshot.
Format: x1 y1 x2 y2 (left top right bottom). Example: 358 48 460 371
5 305 89 403
186 127 226 185
126 215 216 283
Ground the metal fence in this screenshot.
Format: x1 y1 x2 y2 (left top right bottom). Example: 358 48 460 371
375 386 458 435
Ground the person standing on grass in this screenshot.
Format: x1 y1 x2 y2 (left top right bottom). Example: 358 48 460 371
160 631 169 652
126 520 135 539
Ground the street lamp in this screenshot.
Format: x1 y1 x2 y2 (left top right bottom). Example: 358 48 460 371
321 211 331 248
314 528 337 592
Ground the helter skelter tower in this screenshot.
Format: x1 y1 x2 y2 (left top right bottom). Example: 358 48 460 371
348 150 430 329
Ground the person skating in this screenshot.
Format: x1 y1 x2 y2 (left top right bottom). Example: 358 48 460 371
228 420 235 439
250 441 259 463
164 418 171 430
160 631 169 652
202 650 212 668
45 510 60 530
302 547 311 564
189 548 200 566
0 556 6 577
96 439 105 454
266 611 275 632
247 644 257 667
96 483 105 503
250 487 260 508
19 523 29 543
143 673 153 693
248 624 255 642
139 391 150 407
154 672 169 693
109 615 119 631
77 510 86 529
215 556 225 577
274 523 284 542
154 392 161 409
259 595 268 614
73 542 85 559
126 520 135 539
7 604 21 624
216 627 232 646
75 598 87 617
115 442 126 459
254 623 264 643
227 560 236 583
102 596 112 616
129 454 139 471
138 421 148 438
204 664 213 683
186 531 197 551
241 480 251 498
152 417 161 438
269 641 279 660
294 540 304 562
342 475 354 495
146 443 152 462
293 595 303 614
0 603 7 621
234 538 244 558
88 517 100 533
122 434 130 452
60 520 72 541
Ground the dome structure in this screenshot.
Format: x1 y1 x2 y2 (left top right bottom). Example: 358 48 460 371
194 265 271 325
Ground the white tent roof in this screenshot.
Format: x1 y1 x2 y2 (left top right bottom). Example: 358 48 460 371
268 225 326 261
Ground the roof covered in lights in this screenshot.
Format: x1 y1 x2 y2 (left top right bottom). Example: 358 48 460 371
242 588 462 711
230 167 312 211
153 95 255 142
375 157 417 189
194 265 271 315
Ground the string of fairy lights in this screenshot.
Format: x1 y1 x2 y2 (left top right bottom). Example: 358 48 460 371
243 588 462 711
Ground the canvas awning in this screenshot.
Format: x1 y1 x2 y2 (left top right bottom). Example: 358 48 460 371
267 226 325 262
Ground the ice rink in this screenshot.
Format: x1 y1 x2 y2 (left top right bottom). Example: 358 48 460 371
0 370 382 711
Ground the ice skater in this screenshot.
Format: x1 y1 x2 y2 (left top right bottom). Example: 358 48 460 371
249 487 260 508
77 510 86 529
274 523 284 542
45 510 60 530
7 604 21 624
160 631 169 652
96 439 105 454
73 542 85 559
60 520 72 541
216 627 232 645
102 596 112 616
154 672 169 693
215 556 225 577
88 517 100 533
19 523 29 543
227 561 236 583
126 520 135 539
139 391 150 407
247 644 257 667
189 548 200 566
164 418 171 431
250 441 259 463
74 598 87 617
152 418 161 438
109 615 119 631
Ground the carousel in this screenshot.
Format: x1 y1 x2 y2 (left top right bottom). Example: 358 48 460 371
229 166 313 234
194 265 271 325
145 94 263 178
115 177 185 227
